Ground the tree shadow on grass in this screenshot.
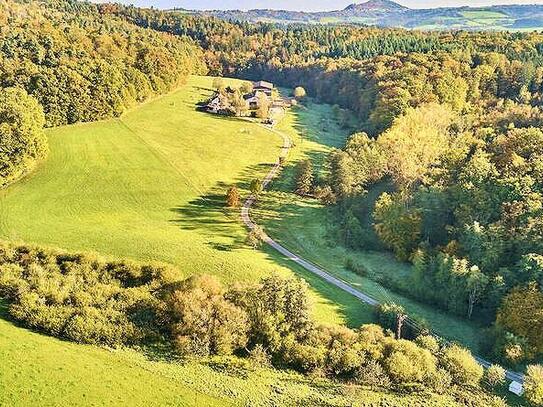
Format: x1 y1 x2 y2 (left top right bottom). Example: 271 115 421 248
169 162 276 251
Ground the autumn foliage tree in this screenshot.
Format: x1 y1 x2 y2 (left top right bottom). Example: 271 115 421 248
226 186 241 208
169 275 248 356
374 192 421 261
496 283 543 360
0 87 47 188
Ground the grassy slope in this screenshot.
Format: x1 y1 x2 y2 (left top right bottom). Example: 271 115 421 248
0 75 369 327
254 99 484 353
0 79 505 406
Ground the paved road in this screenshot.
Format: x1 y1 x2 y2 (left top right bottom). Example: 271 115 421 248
241 124 524 385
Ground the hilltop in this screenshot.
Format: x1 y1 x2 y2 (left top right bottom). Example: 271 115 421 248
194 0 543 30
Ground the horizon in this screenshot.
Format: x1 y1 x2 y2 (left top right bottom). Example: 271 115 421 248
94 0 543 12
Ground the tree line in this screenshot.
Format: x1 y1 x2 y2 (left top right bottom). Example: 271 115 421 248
0 241 527 406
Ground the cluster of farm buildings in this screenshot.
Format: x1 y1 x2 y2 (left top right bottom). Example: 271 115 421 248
205 80 294 118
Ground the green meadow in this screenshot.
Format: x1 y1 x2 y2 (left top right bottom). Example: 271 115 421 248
0 76 498 406
0 75 370 326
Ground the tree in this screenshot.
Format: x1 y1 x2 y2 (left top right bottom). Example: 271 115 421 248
374 192 421 261
525 365 543 406
246 226 263 249
295 159 314 195
255 91 270 119
212 77 225 92
230 90 248 117
293 86 306 99
0 87 47 188
240 81 253 95
250 178 263 196
226 186 241 208
484 364 506 390
466 267 489 319
496 283 543 359
441 344 484 386
376 103 454 190
169 275 248 356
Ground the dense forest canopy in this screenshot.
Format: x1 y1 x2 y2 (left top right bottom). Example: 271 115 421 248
0 0 205 128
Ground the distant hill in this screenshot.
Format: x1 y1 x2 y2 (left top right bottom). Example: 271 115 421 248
190 0 543 31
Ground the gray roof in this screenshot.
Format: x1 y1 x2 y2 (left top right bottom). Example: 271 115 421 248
253 80 273 90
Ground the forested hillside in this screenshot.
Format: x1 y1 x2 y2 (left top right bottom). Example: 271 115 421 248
0 0 205 187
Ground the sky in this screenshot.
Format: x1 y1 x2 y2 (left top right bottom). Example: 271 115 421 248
102 0 543 11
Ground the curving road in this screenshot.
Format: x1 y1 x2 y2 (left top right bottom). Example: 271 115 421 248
241 124 524 385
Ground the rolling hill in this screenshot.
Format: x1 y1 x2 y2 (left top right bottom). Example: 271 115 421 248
192 0 543 30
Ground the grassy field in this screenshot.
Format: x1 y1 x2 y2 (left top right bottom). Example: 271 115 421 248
0 76 516 405
0 76 372 326
253 100 485 354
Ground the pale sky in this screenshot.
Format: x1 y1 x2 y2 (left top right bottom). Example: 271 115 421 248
102 0 543 11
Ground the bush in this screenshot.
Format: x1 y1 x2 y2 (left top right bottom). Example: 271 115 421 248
354 360 391 390
248 344 271 368
441 344 484 386
383 339 437 384
169 275 248 357
415 335 440 354
0 242 169 346
484 364 506 390
428 368 452 394
344 257 368 277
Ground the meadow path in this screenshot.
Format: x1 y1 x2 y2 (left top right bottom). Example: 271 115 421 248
240 123 525 385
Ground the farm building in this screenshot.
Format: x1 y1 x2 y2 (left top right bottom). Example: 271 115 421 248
253 80 274 96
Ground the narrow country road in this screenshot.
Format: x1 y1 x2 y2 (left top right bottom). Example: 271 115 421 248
241 124 525 385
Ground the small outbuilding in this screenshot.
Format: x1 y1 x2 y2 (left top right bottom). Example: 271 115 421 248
509 381 524 396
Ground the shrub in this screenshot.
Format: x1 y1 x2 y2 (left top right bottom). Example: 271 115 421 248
428 368 452 394
0 242 169 346
248 344 271 368
382 339 437 384
441 344 484 386
416 335 440 354
293 86 307 99
354 360 391 390
322 325 365 376
344 257 368 277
